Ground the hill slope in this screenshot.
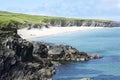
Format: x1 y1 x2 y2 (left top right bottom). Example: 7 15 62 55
0 11 120 30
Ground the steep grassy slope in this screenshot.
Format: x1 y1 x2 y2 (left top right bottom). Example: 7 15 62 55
0 11 115 29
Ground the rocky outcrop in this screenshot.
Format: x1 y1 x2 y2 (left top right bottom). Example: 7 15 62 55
0 36 102 80
33 42 102 62
0 39 55 80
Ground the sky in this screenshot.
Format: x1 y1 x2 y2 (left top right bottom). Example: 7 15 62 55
0 0 120 21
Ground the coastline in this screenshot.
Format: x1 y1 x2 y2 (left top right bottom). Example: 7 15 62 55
1 26 103 80
18 26 103 39
0 11 119 80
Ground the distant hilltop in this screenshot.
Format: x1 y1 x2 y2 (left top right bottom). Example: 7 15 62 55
0 11 120 30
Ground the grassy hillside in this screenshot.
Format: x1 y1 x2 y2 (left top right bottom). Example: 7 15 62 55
0 11 113 29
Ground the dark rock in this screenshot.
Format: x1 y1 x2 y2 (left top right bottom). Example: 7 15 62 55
0 39 55 80
33 42 48 58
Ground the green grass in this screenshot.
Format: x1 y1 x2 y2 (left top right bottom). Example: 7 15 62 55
0 11 113 29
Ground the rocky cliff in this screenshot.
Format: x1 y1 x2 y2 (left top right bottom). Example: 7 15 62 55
0 38 55 80
0 30 55 80
43 19 120 27
26 19 120 29
0 31 102 80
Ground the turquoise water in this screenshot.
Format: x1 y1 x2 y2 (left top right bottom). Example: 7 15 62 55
30 27 120 80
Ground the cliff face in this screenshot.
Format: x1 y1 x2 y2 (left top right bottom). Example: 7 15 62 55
0 39 55 80
0 30 55 80
43 19 120 27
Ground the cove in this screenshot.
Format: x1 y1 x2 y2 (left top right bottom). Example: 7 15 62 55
30 27 120 80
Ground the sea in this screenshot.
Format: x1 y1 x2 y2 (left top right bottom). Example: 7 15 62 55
30 27 120 80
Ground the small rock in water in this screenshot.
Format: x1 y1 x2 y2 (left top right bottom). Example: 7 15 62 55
80 78 92 80
89 54 103 59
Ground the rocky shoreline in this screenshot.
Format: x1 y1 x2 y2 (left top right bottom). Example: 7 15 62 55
0 31 102 80
0 11 119 80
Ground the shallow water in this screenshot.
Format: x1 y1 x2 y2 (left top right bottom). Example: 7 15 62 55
30 27 120 80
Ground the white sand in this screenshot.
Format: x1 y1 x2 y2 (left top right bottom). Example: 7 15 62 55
18 26 103 39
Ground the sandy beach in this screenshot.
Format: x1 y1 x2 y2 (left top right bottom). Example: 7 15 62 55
18 27 103 39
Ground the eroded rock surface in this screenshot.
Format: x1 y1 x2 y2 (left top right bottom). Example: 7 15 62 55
0 39 55 80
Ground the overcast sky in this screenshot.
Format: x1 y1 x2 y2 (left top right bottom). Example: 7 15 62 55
0 0 120 21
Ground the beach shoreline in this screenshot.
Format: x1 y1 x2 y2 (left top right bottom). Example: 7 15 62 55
18 26 103 39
